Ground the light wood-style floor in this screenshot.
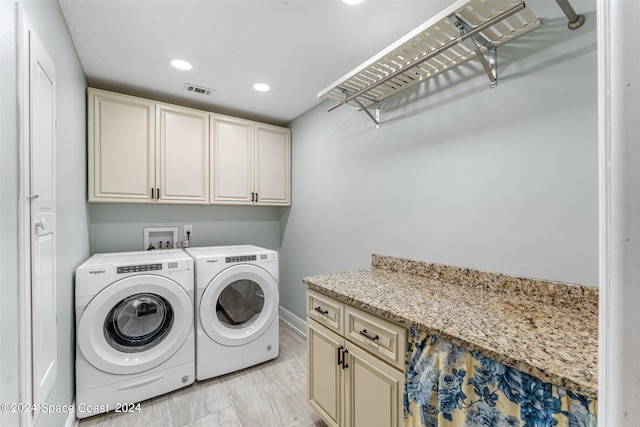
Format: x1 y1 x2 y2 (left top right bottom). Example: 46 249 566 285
79 320 327 427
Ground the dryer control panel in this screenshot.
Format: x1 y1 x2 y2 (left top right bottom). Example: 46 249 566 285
226 255 256 263
225 253 277 265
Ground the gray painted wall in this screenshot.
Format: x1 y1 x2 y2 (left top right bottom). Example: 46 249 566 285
1 1 89 426
88 204 283 254
279 3 599 320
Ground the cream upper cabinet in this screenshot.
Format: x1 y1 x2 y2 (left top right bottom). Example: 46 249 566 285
88 88 155 202
156 103 209 204
254 123 291 205
88 88 289 206
210 114 254 204
211 114 291 206
88 89 209 204
307 290 405 427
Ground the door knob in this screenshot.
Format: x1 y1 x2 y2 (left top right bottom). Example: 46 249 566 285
35 218 46 230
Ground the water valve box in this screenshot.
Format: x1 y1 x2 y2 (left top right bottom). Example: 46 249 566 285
143 227 178 250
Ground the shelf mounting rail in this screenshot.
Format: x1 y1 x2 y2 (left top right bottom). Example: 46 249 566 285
317 0 543 127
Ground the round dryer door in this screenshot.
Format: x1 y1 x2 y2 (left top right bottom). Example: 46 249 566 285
200 264 278 346
77 275 193 375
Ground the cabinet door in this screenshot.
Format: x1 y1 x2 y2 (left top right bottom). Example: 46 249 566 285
343 342 405 427
308 320 343 427
254 123 290 206
210 114 254 204
156 104 209 204
88 89 155 202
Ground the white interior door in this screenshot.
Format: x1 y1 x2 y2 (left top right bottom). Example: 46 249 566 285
25 12 57 419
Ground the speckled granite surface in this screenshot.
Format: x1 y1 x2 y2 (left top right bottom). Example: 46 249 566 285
303 254 598 399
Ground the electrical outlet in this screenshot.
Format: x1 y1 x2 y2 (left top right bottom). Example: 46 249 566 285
184 225 192 236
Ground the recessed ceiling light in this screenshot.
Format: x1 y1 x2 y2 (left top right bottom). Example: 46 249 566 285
170 59 193 70
343 0 364 5
253 83 271 92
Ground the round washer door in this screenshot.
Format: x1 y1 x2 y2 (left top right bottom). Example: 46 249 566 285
77 275 193 375
200 264 278 346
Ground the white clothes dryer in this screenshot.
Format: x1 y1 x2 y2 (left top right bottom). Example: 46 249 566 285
186 245 279 380
75 250 194 419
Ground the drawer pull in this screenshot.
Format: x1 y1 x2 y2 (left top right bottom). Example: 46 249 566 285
359 329 380 342
314 306 329 316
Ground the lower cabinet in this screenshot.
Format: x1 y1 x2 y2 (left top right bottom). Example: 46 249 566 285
307 320 342 426
307 290 405 427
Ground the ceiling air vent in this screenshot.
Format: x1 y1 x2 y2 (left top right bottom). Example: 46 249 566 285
184 83 215 96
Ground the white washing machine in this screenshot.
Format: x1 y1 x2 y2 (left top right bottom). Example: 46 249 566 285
186 245 279 380
75 250 194 419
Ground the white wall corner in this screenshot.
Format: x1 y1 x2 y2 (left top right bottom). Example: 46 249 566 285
66 402 77 427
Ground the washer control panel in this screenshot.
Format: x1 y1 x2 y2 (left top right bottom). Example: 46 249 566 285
166 261 192 276
116 260 192 276
117 263 162 274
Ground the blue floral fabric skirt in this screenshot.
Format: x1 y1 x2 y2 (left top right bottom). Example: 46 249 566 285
404 327 597 427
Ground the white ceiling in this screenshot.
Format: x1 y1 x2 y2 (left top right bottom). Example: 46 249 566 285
58 0 456 125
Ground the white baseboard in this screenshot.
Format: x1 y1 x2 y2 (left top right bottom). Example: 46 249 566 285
279 305 306 337
66 401 77 427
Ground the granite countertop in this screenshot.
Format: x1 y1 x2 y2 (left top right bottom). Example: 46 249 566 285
303 254 598 400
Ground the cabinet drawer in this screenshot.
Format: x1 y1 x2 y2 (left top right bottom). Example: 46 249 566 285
345 306 406 370
307 290 344 334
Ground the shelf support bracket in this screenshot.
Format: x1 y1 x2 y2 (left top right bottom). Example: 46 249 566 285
449 13 495 52
452 14 497 88
354 98 380 128
339 87 381 128
469 39 497 88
